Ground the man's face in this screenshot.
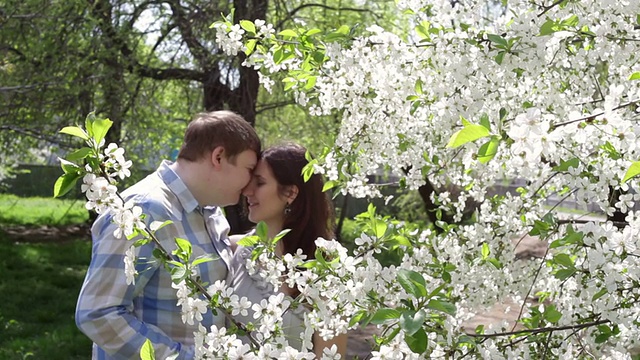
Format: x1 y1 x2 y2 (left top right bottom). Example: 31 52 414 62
219 149 257 206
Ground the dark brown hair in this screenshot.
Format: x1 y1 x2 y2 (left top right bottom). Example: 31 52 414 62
262 143 334 258
177 110 260 163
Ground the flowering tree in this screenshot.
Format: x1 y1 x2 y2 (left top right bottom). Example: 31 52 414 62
57 0 640 358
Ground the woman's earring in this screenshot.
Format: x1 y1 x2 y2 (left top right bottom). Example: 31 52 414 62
284 202 291 215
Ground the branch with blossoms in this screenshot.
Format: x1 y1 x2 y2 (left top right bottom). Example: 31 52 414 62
210 2 640 357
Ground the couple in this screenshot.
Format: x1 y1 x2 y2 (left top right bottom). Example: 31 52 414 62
75 111 347 359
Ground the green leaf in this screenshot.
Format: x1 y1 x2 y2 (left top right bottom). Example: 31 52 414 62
415 79 423 95
174 238 192 260
479 113 491 131
256 221 268 240
487 34 508 48
389 235 412 247
404 327 428 354
191 255 216 267
601 141 622 160
244 39 257 55
549 227 584 248
477 137 500 164
554 268 575 280
53 173 81 198
272 228 291 244
539 19 557 36
278 29 298 38
494 51 505 65
305 28 322 36
553 253 574 268
529 219 551 236
92 118 113 146
370 308 401 324
237 235 259 247
301 161 316 182
65 147 93 162
240 20 256 34
488 258 503 269
322 180 338 192
481 243 490 259
415 21 431 40
349 310 367 327
561 14 579 27
304 76 317 90
336 25 350 35
150 220 173 232
622 161 640 183
426 299 456 316
140 339 155 360
499 107 507 121
397 269 428 297
543 305 562 324
447 124 491 148
373 219 387 238
592 288 607 301
60 126 89 140
399 310 426 335
59 158 81 174
629 72 640 81
553 157 580 172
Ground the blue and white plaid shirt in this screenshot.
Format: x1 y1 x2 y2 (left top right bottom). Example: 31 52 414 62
76 160 232 359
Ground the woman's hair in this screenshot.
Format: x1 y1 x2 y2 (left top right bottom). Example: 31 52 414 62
261 143 334 258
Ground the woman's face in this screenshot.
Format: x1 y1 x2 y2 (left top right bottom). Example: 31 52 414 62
242 159 290 227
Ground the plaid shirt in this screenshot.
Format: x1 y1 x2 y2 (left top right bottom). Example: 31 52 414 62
76 161 232 359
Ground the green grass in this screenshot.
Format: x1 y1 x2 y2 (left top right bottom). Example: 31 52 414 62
0 234 93 359
0 195 92 359
0 194 89 226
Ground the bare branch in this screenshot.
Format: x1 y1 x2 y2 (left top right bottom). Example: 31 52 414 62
553 100 640 128
537 0 565 17
0 125 75 148
255 100 297 114
468 319 610 338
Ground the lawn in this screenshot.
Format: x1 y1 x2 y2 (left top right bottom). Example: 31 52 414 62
0 194 92 360
0 194 89 226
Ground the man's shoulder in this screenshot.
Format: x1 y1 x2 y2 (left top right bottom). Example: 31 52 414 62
122 172 178 217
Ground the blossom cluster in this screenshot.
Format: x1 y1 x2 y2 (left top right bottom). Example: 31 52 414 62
212 0 640 358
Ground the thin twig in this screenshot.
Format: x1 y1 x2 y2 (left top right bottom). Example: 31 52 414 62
468 319 610 338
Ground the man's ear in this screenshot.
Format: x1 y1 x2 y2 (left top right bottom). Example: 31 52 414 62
210 146 225 169
285 185 299 203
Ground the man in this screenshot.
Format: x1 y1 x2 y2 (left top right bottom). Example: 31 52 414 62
76 111 260 359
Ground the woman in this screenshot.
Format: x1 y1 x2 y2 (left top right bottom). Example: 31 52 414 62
227 143 347 356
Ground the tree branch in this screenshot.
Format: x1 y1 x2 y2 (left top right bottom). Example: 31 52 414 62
0 125 75 148
87 0 205 82
255 100 297 114
553 100 640 128
537 0 565 17
468 319 610 338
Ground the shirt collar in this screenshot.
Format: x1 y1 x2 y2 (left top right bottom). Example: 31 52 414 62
157 160 200 213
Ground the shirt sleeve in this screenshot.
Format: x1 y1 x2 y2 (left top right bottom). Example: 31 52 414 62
75 205 194 360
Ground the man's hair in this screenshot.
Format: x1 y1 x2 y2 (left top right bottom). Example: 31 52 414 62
177 110 261 163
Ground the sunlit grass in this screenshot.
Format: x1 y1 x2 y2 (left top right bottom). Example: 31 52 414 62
0 194 88 226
